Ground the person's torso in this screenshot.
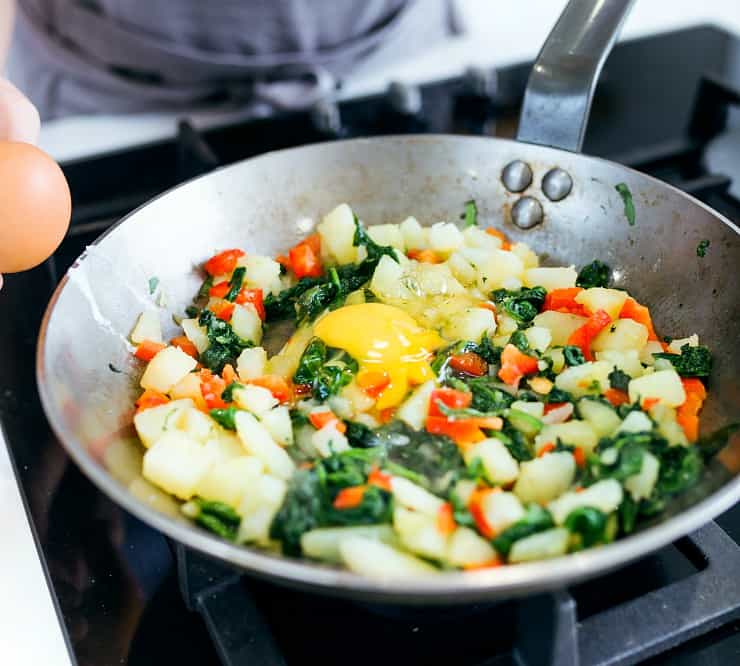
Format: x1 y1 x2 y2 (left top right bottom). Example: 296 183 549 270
9 0 458 119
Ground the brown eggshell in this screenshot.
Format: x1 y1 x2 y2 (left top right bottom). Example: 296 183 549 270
0 141 71 273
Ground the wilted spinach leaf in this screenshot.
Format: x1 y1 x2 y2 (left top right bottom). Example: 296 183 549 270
576 260 611 288
492 505 554 556
654 344 712 377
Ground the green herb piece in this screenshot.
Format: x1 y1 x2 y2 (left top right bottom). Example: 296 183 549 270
198 275 214 300
108 363 122 373
547 387 574 404
220 382 243 404
509 330 530 352
270 468 325 555
576 260 611 288
264 276 326 321
619 495 639 534
696 239 710 257
507 409 543 438
491 286 547 327
352 215 399 265
225 266 246 301
654 344 712 377
608 367 631 391
463 199 478 228
563 345 586 366
185 305 199 319
148 276 159 295
494 428 534 462
293 338 327 385
345 421 377 448
198 309 252 373
293 338 358 400
467 377 515 413
492 505 554 556
565 507 608 547
210 406 240 430
450 490 477 529
192 497 241 540
615 182 636 226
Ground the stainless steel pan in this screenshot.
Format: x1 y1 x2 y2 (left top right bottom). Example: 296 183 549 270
37 0 740 603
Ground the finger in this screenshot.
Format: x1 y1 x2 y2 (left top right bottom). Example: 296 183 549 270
0 79 40 144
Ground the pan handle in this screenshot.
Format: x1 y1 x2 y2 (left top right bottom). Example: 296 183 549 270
516 0 636 153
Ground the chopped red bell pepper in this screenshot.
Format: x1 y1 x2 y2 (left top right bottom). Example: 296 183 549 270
406 249 442 263
289 239 323 278
428 388 472 416
498 344 539 386
235 288 265 320
676 378 707 442
542 287 587 316
199 369 227 409
566 308 612 361
449 351 488 377
485 227 511 250
308 409 346 433
468 488 500 539
210 300 235 321
209 281 230 299
134 339 166 361
247 375 293 403
170 335 199 359
572 447 586 468
333 486 367 509
604 388 630 407
204 249 245 277
221 363 237 386
426 416 486 447
436 502 457 535
367 466 393 492
135 389 170 412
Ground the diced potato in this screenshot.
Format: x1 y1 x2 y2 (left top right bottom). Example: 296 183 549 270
399 216 427 250
196 456 264 508
511 242 539 269
142 431 214 500
368 224 406 252
131 310 162 344
447 527 497 568
535 420 598 455
181 318 209 354
236 347 267 380
344 289 366 306
391 476 445 516
574 288 628 320
463 226 501 250
370 254 407 301
547 479 623 524
523 266 577 291
140 346 198 393
394 507 449 560
340 381 376 414
668 334 698 354
447 252 478 285
204 432 244 461
428 222 464 255
301 525 396 564
396 381 435 431
511 400 545 418
339 537 437 578
128 478 181 518
179 407 216 442
477 249 525 289
545 348 566 373
235 411 295 479
533 311 588 347
464 438 519 485
595 350 644 378
243 255 282 296
578 399 621 438
524 326 552 353
640 340 666 365
261 406 293 447
237 474 287 545
624 451 660 501
266 324 314 379
628 369 686 407
452 479 477 507
509 528 570 563
414 262 465 296
134 398 194 448
230 303 263 345
592 319 648 352
311 422 350 457
443 307 496 341
233 384 278 416
497 313 519 337
170 372 207 409
317 203 358 265
617 411 653 433
501 276 523 291
514 452 576 505
554 361 612 397
481 491 525 534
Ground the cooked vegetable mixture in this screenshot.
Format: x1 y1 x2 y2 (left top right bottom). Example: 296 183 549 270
130 203 732 578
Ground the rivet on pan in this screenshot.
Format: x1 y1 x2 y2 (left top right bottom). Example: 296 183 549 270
542 168 573 201
511 196 544 229
501 160 533 193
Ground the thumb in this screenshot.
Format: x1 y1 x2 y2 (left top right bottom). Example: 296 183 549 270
0 78 40 144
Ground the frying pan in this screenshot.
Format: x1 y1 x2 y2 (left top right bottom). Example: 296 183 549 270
37 0 740 603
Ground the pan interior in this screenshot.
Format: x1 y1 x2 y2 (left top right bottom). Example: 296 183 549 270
37 136 740 602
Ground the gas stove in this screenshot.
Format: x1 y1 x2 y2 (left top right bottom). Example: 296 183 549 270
2 25 740 666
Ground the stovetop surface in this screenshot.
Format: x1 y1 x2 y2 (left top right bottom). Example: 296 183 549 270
2 25 740 666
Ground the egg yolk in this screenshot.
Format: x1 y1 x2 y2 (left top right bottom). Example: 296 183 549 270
313 303 443 409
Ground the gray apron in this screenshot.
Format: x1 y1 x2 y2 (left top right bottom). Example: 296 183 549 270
9 0 460 120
